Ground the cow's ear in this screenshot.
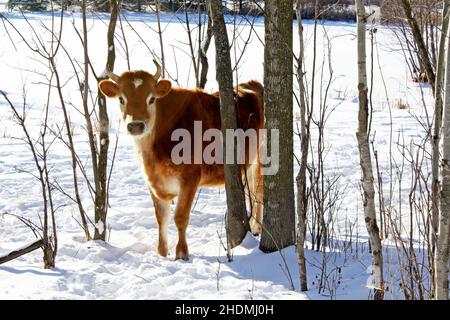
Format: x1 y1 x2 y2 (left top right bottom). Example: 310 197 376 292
99 80 120 98
154 80 172 98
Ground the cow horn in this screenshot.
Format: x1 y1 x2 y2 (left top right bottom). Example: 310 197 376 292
153 59 162 81
107 71 120 83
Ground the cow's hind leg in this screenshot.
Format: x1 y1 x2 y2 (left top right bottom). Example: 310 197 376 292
173 179 199 260
248 161 264 236
150 192 171 257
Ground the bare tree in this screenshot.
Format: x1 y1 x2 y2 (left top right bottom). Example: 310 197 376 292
80 0 94 241
398 2 442 261
94 0 119 240
1 6 95 241
429 1 450 274
199 14 213 88
1 1 121 242
382 0 441 83
399 0 437 91
0 89 57 269
260 0 296 253
355 0 384 300
155 0 166 77
209 0 250 250
184 0 200 86
295 0 309 292
435 2 450 299
430 0 450 297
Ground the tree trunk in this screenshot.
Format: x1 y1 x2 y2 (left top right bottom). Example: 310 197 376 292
94 0 118 240
156 0 166 78
355 0 384 300
79 0 93 242
431 0 450 298
295 0 309 292
435 6 450 299
199 14 213 89
400 0 436 93
42 243 55 269
260 0 296 253
0 240 44 265
184 0 199 87
209 0 249 250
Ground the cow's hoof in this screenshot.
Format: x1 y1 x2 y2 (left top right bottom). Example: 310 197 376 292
158 243 169 257
175 243 189 261
175 254 189 261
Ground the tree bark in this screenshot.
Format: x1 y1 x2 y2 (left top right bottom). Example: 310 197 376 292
0 240 44 265
355 0 384 300
94 0 118 240
431 0 450 298
156 0 166 78
435 4 450 299
260 0 296 253
79 0 93 241
209 0 249 250
184 0 199 87
295 0 309 292
199 14 213 89
400 0 436 93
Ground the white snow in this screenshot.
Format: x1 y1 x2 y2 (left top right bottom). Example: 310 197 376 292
0 10 434 300
95 221 105 236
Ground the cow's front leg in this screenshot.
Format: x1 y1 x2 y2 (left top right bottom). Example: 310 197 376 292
150 192 171 257
173 178 199 261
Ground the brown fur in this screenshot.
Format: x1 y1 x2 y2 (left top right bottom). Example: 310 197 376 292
99 71 264 260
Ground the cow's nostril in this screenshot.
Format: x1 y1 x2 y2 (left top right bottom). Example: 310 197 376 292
127 122 145 135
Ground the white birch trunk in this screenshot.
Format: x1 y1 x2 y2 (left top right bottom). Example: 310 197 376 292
355 0 384 300
432 0 450 268
435 6 450 299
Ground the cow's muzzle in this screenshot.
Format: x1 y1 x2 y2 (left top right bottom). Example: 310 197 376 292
127 121 147 136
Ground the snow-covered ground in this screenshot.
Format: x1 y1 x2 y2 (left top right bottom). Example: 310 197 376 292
0 10 434 299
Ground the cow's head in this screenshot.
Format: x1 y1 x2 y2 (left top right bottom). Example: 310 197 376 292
99 60 172 138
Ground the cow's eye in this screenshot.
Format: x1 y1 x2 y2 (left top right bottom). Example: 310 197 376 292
148 97 155 105
119 97 125 105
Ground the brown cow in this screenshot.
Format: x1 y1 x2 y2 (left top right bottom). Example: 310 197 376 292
99 62 264 260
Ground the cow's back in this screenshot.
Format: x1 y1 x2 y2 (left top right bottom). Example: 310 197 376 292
151 81 264 165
